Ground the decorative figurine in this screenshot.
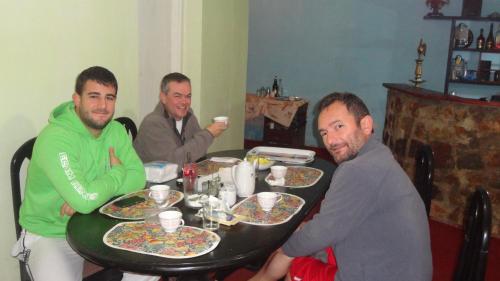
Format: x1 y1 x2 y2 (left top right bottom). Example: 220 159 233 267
426 0 449 17
410 38 427 87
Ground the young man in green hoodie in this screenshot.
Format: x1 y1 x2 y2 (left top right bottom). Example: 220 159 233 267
12 66 159 281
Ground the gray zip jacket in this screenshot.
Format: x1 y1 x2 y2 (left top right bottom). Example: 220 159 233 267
282 137 432 281
133 103 214 169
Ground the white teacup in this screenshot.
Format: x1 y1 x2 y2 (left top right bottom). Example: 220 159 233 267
213 116 229 127
149 184 170 205
158 210 184 233
257 192 282 212
271 166 288 180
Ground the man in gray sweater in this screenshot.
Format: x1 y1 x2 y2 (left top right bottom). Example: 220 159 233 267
250 93 432 281
134 72 227 168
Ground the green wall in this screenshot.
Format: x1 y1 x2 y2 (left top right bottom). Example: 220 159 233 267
0 1 139 280
1 1 248 279
183 0 248 152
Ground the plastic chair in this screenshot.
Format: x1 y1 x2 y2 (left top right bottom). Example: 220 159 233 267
453 188 492 281
414 144 434 216
10 137 36 281
115 117 138 140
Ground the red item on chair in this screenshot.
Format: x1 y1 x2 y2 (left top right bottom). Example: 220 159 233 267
289 247 337 281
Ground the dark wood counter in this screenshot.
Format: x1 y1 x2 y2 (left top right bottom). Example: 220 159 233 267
383 83 500 107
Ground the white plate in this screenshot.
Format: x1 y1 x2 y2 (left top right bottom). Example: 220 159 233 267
246 146 315 164
209 157 241 164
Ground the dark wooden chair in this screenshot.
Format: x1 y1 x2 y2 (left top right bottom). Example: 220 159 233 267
115 117 138 140
414 144 434 216
453 188 492 281
10 137 121 281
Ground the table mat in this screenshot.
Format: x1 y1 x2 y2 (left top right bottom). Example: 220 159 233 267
99 190 184 220
265 166 323 188
103 222 220 259
231 193 305 226
196 159 239 176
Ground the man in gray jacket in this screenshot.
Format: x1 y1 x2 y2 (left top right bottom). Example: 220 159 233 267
134 72 227 168
250 92 432 281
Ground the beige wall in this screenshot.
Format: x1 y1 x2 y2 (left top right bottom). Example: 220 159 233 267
183 0 248 152
1 1 247 280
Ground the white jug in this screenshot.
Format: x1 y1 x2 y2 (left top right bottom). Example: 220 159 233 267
232 158 255 197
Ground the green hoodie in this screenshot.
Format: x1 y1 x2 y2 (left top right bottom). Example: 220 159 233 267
19 101 146 238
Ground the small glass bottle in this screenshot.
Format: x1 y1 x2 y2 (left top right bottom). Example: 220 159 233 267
477 28 485 50
272 76 279 97
278 78 284 97
486 23 494 50
495 24 500 49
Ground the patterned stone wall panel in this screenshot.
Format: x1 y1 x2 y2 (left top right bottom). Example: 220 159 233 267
383 84 500 237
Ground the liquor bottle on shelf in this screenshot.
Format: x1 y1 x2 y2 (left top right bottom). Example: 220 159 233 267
477 28 485 50
495 24 500 49
486 23 494 50
278 78 284 97
272 76 279 97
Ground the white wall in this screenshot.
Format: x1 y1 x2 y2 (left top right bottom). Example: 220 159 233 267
138 0 183 121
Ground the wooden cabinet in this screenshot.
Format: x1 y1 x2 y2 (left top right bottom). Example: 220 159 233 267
263 103 308 147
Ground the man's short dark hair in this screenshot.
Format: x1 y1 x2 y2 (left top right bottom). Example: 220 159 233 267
160 72 191 93
75 66 118 95
317 92 370 124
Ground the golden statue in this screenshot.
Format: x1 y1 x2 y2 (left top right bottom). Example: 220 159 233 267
410 38 426 87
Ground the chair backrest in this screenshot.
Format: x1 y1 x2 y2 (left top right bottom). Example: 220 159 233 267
453 188 492 281
115 117 138 140
10 137 36 281
11 137 36 239
414 144 434 216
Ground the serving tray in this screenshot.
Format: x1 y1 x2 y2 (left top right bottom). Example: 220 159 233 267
246 146 315 164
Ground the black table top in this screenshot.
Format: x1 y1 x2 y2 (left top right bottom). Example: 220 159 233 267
66 149 335 276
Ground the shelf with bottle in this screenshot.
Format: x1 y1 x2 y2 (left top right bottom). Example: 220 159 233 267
423 16 500 22
452 47 500 54
448 78 500 86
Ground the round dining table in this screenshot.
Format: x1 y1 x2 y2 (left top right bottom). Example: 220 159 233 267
66 149 335 278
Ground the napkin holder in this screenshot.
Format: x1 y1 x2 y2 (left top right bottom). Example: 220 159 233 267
144 161 178 183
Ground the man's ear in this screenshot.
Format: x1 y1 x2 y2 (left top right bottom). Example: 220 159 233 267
360 115 373 135
159 91 167 105
72 93 80 106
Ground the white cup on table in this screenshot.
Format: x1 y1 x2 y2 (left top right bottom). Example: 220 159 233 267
270 166 288 180
257 192 282 212
158 210 184 233
148 184 170 205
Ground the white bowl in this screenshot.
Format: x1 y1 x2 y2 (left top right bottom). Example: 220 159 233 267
257 159 275 170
